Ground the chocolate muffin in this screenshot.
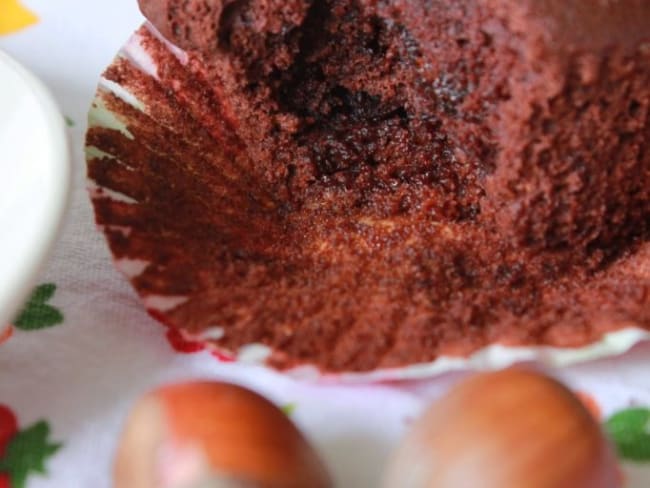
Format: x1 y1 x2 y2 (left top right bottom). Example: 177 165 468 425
87 0 650 372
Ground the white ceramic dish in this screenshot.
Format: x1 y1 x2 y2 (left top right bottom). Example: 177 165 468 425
0 50 70 327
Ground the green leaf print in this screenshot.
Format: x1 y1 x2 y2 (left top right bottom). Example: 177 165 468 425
0 421 62 488
30 284 56 303
605 408 650 462
281 403 297 416
13 284 63 331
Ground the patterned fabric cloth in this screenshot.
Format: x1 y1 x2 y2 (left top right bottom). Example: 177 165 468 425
0 1 649 486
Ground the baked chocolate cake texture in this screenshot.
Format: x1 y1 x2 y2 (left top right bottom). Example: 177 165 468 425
86 0 650 372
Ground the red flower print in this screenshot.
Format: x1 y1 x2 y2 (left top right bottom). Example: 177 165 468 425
165 328 205 354
0 406 17 458
0 405 62 488
0 472 10 488
0 326 13 346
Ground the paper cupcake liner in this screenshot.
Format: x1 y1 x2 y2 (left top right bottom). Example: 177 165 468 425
162 325 650 383
86 23 650 382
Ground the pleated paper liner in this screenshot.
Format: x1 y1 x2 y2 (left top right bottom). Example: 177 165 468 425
85 23 650 382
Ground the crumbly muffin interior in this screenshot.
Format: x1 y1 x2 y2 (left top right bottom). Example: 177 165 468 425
87 0 650 370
